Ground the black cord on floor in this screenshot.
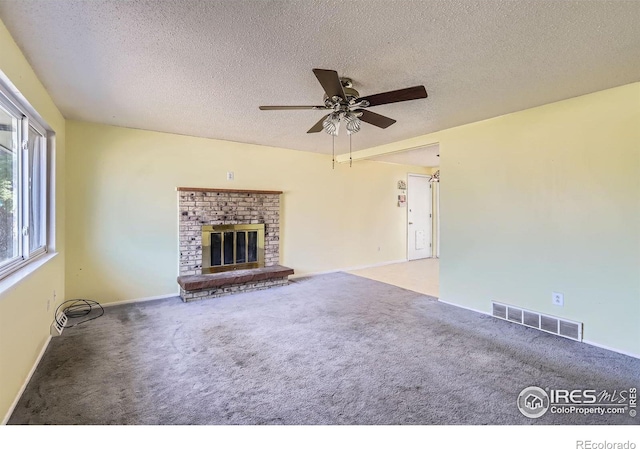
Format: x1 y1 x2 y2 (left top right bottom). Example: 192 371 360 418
54 299 104 329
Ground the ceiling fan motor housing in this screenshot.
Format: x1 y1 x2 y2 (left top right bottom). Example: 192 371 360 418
323 86 361 107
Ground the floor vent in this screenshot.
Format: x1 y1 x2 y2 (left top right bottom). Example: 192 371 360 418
491 301 583 342
507 307 522 323
492 303 507 319
51 311 67 336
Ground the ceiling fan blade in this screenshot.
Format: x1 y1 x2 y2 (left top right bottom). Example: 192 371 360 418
359 85 427 107
259 105 327 110
312 69 346 101
307 114 329 133
356 110 397 129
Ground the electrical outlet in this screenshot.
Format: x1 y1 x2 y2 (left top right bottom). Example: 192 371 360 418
552 291 564 306
226 171 234 181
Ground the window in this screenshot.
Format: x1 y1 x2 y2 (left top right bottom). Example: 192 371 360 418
0 83 50 279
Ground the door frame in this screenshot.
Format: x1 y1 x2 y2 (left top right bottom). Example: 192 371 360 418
434 179 440 258
406 173 433 260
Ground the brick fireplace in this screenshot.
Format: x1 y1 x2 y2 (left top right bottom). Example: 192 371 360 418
176 187 293 301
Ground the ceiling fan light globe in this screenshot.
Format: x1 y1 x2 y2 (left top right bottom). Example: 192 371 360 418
344 113 361 135
322 114 340 136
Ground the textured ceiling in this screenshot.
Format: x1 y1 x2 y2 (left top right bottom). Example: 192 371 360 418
1 0 639 155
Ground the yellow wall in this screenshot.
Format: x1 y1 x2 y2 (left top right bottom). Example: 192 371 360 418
356 83 640 356
0 20 66 421
65 121 428 303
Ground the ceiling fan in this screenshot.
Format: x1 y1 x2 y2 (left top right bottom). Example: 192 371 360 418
259 69 428 136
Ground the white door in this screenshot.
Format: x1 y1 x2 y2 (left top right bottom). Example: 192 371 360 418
407 174 432 260
435 181 440 258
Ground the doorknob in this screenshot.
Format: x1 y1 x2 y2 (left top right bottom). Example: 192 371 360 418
409 222 414 224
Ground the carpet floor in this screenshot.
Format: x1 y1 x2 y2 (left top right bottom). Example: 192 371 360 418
8 273 640 425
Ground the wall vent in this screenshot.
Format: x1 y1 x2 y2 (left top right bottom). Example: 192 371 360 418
507 307 522 323
523 311 540 328
559 320 581 341
491 301 583 342
51 311 67 336
492 303 507 320
540 315 558 334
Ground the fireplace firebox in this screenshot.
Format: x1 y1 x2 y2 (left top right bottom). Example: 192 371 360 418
201 224 265 273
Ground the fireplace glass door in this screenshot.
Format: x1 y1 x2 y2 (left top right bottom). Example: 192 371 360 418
202 224 265 273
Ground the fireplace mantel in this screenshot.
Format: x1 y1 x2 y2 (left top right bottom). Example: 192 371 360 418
176 187 283 195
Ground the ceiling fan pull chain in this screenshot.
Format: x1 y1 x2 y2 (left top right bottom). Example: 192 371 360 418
349 134 352 168
332 135 335 169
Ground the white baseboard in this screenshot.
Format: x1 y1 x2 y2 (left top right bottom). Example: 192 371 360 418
582 339 640 360
2 335 51 425
290 259 408 279
437 297 491 317
100 293 179 308
439 297 640 360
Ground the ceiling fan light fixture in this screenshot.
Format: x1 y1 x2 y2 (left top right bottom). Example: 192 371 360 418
344 112 361 135
322 113 341 136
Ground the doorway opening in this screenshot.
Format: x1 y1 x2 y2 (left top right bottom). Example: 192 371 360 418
349 146 440 298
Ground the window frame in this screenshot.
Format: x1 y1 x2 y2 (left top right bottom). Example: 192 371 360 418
0 78 52 280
